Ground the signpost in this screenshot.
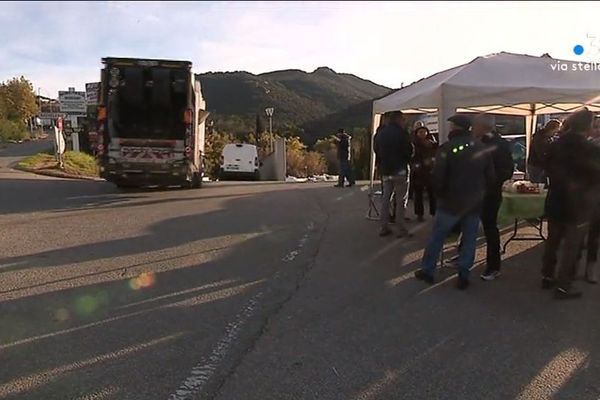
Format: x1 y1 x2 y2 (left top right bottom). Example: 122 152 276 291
85 82 100 106
59 88 86 114
54 117 66 168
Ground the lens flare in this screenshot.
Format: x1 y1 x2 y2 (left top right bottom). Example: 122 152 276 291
75 295 99 316
55 308 70 322
129 272 156 291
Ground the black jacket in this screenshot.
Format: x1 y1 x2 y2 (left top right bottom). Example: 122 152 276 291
337 133 351 161
528 130 552 168
480 132 514 192
411 132 438 183
373 122 413 176
432 129 496 216
545 133 600 223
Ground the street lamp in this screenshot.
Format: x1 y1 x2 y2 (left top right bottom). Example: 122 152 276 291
265 107 274 153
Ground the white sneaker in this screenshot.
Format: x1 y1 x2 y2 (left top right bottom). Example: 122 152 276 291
480 270 501 281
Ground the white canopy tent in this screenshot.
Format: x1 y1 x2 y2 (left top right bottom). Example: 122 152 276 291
370 51 600 188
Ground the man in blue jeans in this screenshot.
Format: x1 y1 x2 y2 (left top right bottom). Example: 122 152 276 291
415 115 495 290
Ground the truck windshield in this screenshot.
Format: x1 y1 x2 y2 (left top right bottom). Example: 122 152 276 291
108 67 189 140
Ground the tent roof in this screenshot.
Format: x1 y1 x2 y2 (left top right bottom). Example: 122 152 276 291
373 52 600 116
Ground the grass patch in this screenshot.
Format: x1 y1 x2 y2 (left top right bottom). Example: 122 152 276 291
62 151 98 176
18 151 99 177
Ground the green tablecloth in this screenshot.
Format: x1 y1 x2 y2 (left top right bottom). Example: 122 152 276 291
498 191 547 225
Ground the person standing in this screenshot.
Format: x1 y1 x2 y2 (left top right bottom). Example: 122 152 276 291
411 126 438 222
471 114 514 280
541 108 600 299
374 111 414 238
527 119 561 183
414 115 495 290
334 128 355 188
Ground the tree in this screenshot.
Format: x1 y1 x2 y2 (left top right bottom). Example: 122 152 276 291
314 135 339 174
304 151 327 176
285 136 307 177
0 76 37 122
204 130 234 179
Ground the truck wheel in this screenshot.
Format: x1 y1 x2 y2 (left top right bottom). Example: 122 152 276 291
192 172 202 189
115 180 136 189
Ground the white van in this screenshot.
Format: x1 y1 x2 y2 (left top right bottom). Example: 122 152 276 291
219 143 260 180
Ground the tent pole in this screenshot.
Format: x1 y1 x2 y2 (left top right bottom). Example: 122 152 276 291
525 104 537 178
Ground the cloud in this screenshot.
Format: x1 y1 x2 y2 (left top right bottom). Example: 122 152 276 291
3 1 600 96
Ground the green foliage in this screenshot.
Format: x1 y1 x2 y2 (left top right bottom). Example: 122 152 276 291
0 119 27 141
0 76 37 122
204 130 234 178
285 136 327 177
0 76 38 142
63 151 98 176
18 151 98 176
18 153 55 170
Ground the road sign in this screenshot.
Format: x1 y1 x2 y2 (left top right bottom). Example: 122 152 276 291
59 88 86 113
86 82 100 106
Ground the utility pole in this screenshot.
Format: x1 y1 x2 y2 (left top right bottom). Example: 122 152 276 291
265 107 274 153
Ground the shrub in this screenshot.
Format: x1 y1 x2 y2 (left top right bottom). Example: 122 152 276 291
0 119 28 142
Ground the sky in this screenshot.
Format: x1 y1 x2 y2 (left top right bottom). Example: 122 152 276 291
2 1 600 98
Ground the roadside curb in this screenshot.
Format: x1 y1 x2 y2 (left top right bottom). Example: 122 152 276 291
13 165 105 182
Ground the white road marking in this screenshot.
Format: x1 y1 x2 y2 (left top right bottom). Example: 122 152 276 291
168 222 316 400
167 294 262 400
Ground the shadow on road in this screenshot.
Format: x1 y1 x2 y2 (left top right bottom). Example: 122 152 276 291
0 184 334 400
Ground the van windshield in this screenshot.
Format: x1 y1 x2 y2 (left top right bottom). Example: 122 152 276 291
108 67 189 140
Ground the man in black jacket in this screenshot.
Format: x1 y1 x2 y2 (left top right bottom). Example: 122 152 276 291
542 108 600 299
415 115 495 290
374 111 414 238
335 128 355 187
473 114 514 280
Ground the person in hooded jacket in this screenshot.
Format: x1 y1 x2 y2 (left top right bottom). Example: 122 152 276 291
374 111 414 238
414 115 495 290
411 126 438 222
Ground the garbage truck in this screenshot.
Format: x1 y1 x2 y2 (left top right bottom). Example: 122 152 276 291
96 57 209 188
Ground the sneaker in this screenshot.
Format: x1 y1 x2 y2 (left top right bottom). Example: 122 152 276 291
444 255 460 268
333 184 344 188
414 269 435 284
480 269 501 281
397 229 414 239
554 286 583 300
541 276 557 289
379 227 393 237
457 277 470 290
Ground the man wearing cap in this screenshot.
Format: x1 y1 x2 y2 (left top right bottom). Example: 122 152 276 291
415 114 495 290
374 111 414 238
334 128 355 188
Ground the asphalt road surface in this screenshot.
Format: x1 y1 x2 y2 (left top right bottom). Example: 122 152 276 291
1 141 600 400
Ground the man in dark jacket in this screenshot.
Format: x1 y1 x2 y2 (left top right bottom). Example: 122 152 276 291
527 120 561 183
374 111 414 238
415 115 495 290
472 114 514 280
541 108 600 299
335 128 354 187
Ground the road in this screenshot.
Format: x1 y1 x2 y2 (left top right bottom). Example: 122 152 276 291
1 140 600 400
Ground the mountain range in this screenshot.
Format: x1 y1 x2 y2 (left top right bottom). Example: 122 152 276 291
197 67 392 144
